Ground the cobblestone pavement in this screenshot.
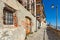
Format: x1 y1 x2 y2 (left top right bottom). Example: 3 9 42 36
26 27 60 40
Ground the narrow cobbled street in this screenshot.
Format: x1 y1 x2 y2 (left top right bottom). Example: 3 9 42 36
26 27 60 40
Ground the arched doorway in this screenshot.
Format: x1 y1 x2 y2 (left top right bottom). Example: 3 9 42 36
25 16 32 35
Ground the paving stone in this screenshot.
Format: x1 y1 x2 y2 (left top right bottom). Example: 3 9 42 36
26 27 60 40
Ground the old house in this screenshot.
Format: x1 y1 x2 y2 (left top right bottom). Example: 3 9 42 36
0 0 46 40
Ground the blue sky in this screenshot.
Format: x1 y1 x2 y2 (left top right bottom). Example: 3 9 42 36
42 0 60 26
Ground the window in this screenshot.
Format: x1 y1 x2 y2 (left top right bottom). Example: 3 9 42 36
17 0 23 4
3 7 13 25
24 6 27 9
36 14 40 16
36 2 41 4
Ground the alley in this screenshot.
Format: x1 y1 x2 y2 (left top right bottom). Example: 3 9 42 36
0 0 60 40
26 27 60 40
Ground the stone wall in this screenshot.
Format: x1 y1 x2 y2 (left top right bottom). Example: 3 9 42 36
0 0 37 40
0 0 5 27
0 0 36 32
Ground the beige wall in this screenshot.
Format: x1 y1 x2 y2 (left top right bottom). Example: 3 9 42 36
0 0 37 40
0 0 5 27
0 0 36 32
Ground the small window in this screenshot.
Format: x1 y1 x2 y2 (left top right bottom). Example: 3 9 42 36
3 7 13 25
25 6 27 9
36 14 40 16
17 0 23 4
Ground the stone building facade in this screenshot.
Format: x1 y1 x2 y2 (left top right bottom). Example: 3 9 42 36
0 0 46 40
17 0 37 32
0 0 36 40
36 0 46 28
